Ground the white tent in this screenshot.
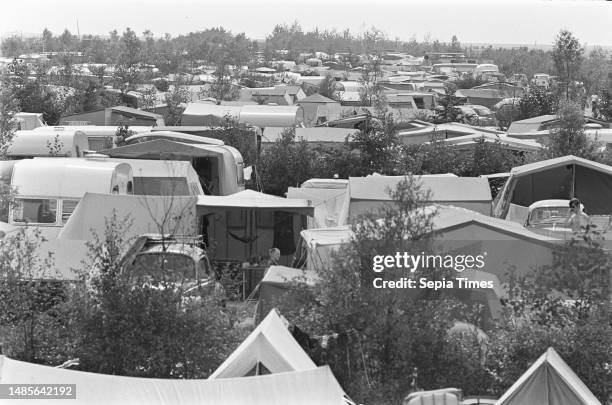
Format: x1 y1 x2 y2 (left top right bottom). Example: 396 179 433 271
299 226 352 271
210 309 316 379
0 355 347 405
495 347 601 405
287 187 348 228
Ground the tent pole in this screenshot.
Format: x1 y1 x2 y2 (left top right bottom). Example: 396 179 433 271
570 164 575 199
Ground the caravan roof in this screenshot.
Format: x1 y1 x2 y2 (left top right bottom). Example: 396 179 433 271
11 158 133 198
8 130 89 157
33 125 153 135
125 131 225 146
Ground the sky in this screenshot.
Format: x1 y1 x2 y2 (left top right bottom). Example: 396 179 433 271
2 0 612 47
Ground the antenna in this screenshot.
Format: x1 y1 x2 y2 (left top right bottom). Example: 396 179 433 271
76 19 80 39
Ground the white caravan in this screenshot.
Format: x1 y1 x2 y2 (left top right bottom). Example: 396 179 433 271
8 157 134 239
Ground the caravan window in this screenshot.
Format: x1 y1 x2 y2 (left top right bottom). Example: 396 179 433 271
61 199 80 224
12 198 58 224
88 136 114 151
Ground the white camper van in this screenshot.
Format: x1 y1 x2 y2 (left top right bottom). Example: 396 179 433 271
9 158 133 238
8 130 89 158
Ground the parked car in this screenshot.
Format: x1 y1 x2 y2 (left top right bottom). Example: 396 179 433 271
525 199 572 230
457 105 495 126
121 234 223 299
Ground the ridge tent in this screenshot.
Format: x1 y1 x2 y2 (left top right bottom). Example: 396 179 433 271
0 356 348 405
495 347 601 405
210 309 316 379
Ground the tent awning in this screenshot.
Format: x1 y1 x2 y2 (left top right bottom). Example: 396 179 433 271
197 190 313 216
100 139 225 159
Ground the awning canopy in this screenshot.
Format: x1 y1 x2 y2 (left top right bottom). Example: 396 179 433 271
197 190 313 216
100 139 225 159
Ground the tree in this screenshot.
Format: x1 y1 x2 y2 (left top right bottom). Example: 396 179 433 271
42 28 53 52
2 59 64 125
59 29 74 51
580 47 610 98
433 86 461 124
163 78 191 125
256 128 314 196
349 112 401 175
138 87 159 111
358 58 386 109
450 35 461 52
0 229 68 363
594 89 612 121
317 74 339 100
552 30 584 101
517 86 557 120
114 28 142 93
543 101 601 160
495 103 520 131
202 64 239 104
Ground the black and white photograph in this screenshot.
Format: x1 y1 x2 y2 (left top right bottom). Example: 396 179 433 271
0 0 610 404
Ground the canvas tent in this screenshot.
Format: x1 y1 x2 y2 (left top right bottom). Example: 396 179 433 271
210 309 317 378
495 347 601 405
298 226 352 271
0 356 348 405
58 193 197 241
432 205 558 279
493 155 612 224
339 175 493 224
287 186 348 228
196 190 313 262
299 205 557 279
256 267 320 322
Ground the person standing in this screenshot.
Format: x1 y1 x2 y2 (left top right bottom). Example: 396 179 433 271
268 247 281 266
565 198 590 234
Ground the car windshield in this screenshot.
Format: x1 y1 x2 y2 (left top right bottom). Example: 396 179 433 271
127 253 196 283
529 207 570 225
